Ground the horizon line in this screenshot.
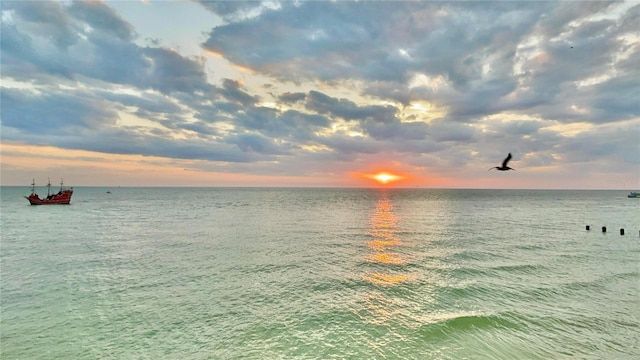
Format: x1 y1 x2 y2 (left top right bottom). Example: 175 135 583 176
1 185 637 191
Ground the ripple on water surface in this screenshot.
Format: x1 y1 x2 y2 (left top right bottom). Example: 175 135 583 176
1 188 638 359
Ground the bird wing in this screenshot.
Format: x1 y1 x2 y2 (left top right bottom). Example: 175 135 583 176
502 153 512 168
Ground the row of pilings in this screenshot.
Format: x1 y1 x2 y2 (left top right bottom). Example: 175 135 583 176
586 225 637 236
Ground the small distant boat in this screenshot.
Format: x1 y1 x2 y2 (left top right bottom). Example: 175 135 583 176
628 192 639 198
25 178 73 205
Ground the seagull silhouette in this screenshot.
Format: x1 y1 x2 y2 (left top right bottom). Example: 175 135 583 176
489 153 515 171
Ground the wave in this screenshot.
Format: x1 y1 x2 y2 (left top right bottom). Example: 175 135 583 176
490 263 542 274
418 312 525 338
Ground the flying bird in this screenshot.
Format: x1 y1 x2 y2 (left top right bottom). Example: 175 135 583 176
489 153 515 171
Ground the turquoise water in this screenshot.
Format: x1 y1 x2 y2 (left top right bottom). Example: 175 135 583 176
1 187 639 359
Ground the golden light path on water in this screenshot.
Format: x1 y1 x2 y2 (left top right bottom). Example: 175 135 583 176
363 192 410 286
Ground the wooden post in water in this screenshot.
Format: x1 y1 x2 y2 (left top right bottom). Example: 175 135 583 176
620 229 624 235
602 226 607 233
586 225 590 230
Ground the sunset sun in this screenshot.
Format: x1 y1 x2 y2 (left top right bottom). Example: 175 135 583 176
367 172 403 185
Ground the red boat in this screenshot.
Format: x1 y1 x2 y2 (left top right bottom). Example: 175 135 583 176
25 178 73 205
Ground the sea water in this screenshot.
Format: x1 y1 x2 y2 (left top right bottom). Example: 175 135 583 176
1 187 639 359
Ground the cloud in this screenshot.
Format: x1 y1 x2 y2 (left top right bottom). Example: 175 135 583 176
0 87 118 136
69 0 135 41
1 1 212 95
278 92 306 104
305 91 397 123
277 110 331 140
2 1 78 49
1 1 638 187
142 47 212 95
560 123 640 166
194 0 274 21
220 78 259 106
201 0 637 125
226 132 288 155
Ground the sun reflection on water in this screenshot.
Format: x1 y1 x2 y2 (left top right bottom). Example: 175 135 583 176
362 272 410 285
364 252 405 265
363 192 409 286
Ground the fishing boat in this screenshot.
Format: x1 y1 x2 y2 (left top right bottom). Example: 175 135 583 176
628 192 639 198
25 178 73 205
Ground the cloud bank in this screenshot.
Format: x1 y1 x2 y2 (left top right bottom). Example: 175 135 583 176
1 0 638 187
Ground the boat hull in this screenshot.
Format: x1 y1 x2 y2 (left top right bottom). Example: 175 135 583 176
25 190 73 205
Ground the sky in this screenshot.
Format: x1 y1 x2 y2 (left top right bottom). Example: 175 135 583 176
1 0 639 189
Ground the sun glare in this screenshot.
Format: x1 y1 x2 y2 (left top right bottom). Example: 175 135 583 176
366 172 403 185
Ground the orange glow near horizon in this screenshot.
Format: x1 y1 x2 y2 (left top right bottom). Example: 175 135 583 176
354 167 459 188
364 171 404 185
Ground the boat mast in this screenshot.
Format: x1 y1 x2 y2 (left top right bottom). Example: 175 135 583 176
47 178 51 197
30 178 36 195
60 178 64 192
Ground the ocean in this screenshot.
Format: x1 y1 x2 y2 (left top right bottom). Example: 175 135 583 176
1 187 638 359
